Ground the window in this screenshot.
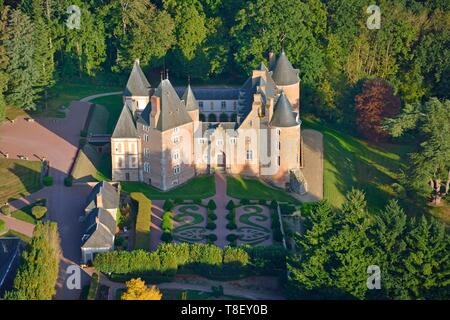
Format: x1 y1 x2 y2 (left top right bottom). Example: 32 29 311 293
174 165 181 175
278 156 281 166
278 141 281 150
117 156 124 168
115 143 123 153
143 125 149 132
173 150 180 160
173 127 179 134
277 129 281 136
129 156 138 168
198 138 206 144
210 101 214 110
221 101 226 110
144 162 150 173
230 137 237 144
172 136 180 144
144 134 149 142
199 101 204 109
144 148 150 158
246 150 253 161
216 139 223 146
249 120 253 127
245 136 251 144
172 180 179 185
233 101 237 111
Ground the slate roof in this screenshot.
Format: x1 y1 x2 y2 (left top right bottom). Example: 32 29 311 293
270 92 299 128
154 79 192 132
112 104 138 138
181 84 199 111
85 181 120 211
82 208 116 249
123 60 151 97
138 103 152 126
175 87 239 101
271 51 299 86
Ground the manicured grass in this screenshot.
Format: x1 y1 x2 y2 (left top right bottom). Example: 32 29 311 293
130 193 152 251
122 176 216 200
0 159 42 204
0 219 7 235
90 95 123 134
226 176 299 203
302 116 414 211
1 229 32 243
10 199 47 225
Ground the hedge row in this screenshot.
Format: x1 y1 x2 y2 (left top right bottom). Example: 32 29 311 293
94 243 286 280
130 193 152 251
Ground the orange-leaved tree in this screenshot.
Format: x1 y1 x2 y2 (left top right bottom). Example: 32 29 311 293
121 278 162 300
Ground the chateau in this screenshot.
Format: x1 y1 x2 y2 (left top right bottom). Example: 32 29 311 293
111 52 307 193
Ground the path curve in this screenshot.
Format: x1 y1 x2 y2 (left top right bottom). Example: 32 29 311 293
80 91 122 102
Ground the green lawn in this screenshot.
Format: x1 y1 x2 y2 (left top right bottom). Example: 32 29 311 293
0 159 42 203
1 229 32 243
90 95 124 134
5 82 121 120
226 176 299 203
122 176 216 200
302 116 414 211
10 198 47 225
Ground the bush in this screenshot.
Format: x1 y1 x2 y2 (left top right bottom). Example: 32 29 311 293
1 204 10 216
279 203 296 215
0 220 7 233
130 193 152 250
193 198 202 205
207 234 217 242
162 212 173 233
226 209 236 222
226 234 238 242
79 137 87 147
226 222 237 230
43 176 53 186
206 222 216 230
208 212 217 221
207 199 217 210
161 232 173 243
31 206 47 220
226 200 235 210
173 198 183 205
211 285 224 297
271 210 283 243
87 273 99 300
64 176 73 187
163 199 174 212
269 200 278 210
240 198 250 205
223 247 249 266
259 199 267 206
80 129 88 137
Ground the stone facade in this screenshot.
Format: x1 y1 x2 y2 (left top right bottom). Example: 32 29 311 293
111 52 306 192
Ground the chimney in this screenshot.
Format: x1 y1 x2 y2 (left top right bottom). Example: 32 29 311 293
269 51 276 70
151 95 161 128
96 193 103 208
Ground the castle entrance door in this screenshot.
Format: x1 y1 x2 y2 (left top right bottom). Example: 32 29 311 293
217 152 226 167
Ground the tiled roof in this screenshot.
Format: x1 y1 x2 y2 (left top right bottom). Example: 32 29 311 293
270 92 299 128
271 51 299 86
123 60 151 97
181 84 199 111
112 104 137 138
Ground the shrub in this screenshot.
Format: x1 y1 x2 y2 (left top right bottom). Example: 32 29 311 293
1 204 10 216
226 222 237 230
130 193 152 250
208 214 217 222
211 285 224 297
226 200 235 210
79 137 87 147
161 232 173 243
245 245 287 274
80 130 88 137
226 234 238 242
0 220 6 233
271 211 283 243
279 203 296 215
193 198 202 205
163 199 174 212
31 206 47 220
226 209 236 222
269 200 278 210
87 273 99 300
259 199 267 206
207 199 217 210
240 198 250 205
206 222 216 230
43 176 53 186
173 198 183 205
223 247 249 266
64 176 73 187
162 212 173 233
207 234 217 242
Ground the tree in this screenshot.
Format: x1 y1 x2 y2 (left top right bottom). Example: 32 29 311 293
4 8 38 110
0 5 9 121
385 98 450 204
5 222 61 300
121 278 162 300
354 79 400 142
